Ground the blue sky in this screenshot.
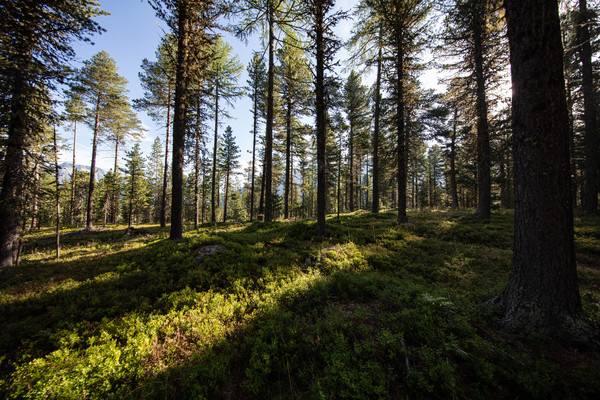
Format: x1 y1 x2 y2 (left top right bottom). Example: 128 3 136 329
60 0 440 176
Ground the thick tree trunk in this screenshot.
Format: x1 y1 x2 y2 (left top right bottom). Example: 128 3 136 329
491 0 598 347
315 1 327 235
473 8 491 219
0 59 28 267
170 4 190 240
70 121 77 225
211 78 219 224
264 8 275 222
578 0 599 214
372 46 382 214
396 36 407 223
284 97 292 219
128 165 135 227
161 82 172 228
86 94 101 230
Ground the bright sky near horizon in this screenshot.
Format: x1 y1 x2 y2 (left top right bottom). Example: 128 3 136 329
60 0 441 176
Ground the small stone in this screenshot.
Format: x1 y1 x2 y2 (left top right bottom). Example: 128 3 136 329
305 257 312 266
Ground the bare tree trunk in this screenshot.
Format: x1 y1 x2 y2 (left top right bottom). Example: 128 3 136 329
211 77 220 224
315 0 327 235
492 0 598 347
250 82 258 222
70 121 77 225
86 94 102 230
223 169 230 223
170 3 190 240
194 97 201 229
284 97 292 219
473 7 491 219
349 124 355 212
53 126 60 260
372 45 382 214
396 35 407 223
30 158 39 230
264 6 275 222
161 82 172 228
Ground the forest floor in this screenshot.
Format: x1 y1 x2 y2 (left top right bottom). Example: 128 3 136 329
1 210 599 399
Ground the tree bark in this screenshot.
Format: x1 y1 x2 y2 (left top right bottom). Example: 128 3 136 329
223 168 230 222
578 0 598 214
161 81 172 228
86 94 101 230
264 5 275 222
473 7 491 219
491 0 598 347
30 158 39 230
250 79 258 222
53 126 60 260
349 124 355 212
372 46 382 214
284 97 292 219
211 77 219 224
194 98 201 230
315 0 327 235
70 121 77 225
170 3 190 240
396 34 408 223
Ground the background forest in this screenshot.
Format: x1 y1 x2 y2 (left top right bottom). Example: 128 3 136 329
1 0 600 398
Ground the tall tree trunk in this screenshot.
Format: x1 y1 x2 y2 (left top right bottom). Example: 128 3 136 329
194 97 201 229
492 0 598 347
86 94 101 230
372 45 382 214
170 3 190 240
337 132 342 219
450 107 459 209
284 97 292 219
161 81 172 228
70 121 77 225
264 6 275 222
128 165 135 227
211 78 220 224
473 7 491 219
53 126 60 260
315 0 327 235
349 124 355 212
250 82 258 222
112 140 119 224
396 35 408 223
578 0 598 214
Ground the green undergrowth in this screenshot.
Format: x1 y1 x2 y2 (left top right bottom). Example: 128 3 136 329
0 211 599 399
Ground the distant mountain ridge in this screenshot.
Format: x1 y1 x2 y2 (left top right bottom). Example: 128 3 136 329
58 163 107 183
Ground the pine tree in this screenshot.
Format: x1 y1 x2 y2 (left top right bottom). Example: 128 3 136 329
0 0 104 266
246 52 267 221
63 91 86 225
220 126 241 222
73 51 129 230
493 0 599 347
122 143 149 226
148 137 165 223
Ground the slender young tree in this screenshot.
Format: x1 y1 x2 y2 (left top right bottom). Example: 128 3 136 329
53 125 61 260
492 0 599 347
0 0 103 267
220 126 241 222
122 143 147 226
246 52 267 221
